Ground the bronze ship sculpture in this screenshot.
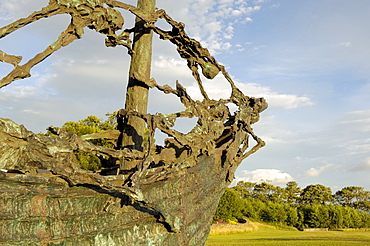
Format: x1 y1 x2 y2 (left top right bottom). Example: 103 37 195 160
0 0 267 245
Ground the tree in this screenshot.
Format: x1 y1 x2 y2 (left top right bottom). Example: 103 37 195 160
62 114 116 132
300 184 333 205
232 181 256 199
299 205 320 228
241 198 259 219
259 201 288 224
342 206 362 228
242 198 267 221
47 113 117 171
328 205 344 229
285 205 299 227
253 182 284 203
284 181 301 204
334 186 370 212
214 188 244 221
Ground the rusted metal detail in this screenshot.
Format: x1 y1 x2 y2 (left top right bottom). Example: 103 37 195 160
0 1 268 245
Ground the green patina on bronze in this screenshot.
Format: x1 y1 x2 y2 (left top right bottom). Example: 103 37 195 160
0 1 267 245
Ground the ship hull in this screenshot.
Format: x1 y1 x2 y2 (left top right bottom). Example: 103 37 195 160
0 155 228 245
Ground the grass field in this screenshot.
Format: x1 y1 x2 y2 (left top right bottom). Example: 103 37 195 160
206 222 370 246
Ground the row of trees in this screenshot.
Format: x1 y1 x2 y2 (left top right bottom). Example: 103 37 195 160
214 181 370 230
233 181 370 212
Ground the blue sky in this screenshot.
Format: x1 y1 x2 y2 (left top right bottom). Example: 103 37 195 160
1 0 369 191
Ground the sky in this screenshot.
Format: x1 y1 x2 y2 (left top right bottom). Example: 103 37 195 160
1 0 369 191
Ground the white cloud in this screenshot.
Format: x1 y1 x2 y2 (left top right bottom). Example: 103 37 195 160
339 42 352 47
258 136 284 144
244 17 253 23
219 0 233 5
153 56 187 70
251 45 267 52
235 82 313 109
0 0 48 20
336 110 370 155
0 86 39 100
224 25 234 39
232 169 294 186
266 93 313 109
23 109 40 115
240 6 262 15
171 74 314 111
350 157 370 172
181 0 264 54
13 86 39 97
303 163 334 177
231 9 242 17
340 110 370 131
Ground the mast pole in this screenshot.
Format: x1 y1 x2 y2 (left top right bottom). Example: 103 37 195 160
120 0 156 170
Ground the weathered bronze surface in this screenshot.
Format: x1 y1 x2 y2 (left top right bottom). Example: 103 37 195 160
0 1 267 245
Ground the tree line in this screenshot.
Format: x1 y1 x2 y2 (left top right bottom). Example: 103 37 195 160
214 181 370 230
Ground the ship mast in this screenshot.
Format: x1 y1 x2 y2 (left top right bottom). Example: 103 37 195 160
120 0 156 170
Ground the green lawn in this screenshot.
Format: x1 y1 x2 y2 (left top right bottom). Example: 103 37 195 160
206 226 370 246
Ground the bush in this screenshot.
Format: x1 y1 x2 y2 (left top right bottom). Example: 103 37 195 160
75 152 102 171
215 188 244 221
